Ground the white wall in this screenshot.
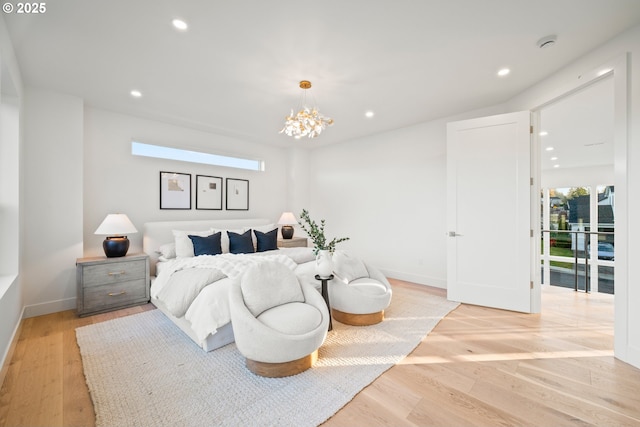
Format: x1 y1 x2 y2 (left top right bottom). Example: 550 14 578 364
542 165 614 189
82 107 289 257
305 105 505 288
0 13 24 373
21 88 84 317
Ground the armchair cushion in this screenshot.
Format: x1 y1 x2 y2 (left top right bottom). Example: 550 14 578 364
257 302 322 335
240 261 304 317
333 251 369 283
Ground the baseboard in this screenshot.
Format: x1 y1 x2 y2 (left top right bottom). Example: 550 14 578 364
0 306 25 389
23 297 76 318
379 268 446 289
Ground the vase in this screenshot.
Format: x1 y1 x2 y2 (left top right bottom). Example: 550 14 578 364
315 250 334 278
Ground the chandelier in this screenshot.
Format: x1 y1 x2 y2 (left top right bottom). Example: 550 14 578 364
280 80 334 139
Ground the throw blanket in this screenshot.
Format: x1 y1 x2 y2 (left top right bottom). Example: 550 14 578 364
152 253 299 318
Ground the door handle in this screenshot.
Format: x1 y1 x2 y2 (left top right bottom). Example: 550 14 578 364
448 231 463 237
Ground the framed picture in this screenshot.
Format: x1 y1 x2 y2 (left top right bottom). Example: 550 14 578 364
160 171 191 209
226 178 249 210
196 175 223 210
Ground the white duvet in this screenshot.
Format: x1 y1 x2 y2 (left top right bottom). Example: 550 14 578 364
151 249 315 344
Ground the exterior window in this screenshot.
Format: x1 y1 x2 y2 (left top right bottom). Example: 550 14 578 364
131 141 264 171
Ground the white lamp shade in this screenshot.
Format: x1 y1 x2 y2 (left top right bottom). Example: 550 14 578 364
94 214 138 236
277 212 297 225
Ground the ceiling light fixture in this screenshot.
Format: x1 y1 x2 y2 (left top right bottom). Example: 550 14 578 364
365 111 375 118
539 131 548 136
130 90 142 98
172 19 188 31
497 68 510 77
280 80 334 139
545 147 554 151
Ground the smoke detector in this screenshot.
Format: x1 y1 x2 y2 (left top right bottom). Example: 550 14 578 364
537 35 557 49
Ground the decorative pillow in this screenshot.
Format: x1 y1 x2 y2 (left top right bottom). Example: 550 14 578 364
157 242 176 259
332 251 370 284
243 223 276 248
173 229 214 258
188 232 223 256
212 228 244 253
227 230 255 254
240 262 304 317
255 228 279 252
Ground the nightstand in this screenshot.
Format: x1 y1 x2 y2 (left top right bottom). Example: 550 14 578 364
277 237 308 248
76 253 150 317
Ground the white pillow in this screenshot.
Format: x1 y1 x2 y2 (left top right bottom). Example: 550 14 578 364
240 262 304 317
212 228 244 253
172 229 214 258
156 242 176 259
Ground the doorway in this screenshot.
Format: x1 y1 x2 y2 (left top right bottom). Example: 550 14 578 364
538 76 615 294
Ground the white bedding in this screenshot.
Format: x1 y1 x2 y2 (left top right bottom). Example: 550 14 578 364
150 248 316 347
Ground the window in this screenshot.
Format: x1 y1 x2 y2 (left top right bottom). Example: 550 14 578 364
131 141 264 171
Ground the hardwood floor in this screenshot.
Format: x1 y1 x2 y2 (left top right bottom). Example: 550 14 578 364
1 280 639 427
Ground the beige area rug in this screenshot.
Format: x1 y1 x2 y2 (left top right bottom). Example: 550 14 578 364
76 285 459 427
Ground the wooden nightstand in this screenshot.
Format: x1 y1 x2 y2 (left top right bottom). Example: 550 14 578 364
76 253 150 317
277 237 308 248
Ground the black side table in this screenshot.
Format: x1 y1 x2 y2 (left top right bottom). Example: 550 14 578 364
315 274 334 331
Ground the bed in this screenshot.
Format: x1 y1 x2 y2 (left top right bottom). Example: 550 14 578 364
142 218 317 351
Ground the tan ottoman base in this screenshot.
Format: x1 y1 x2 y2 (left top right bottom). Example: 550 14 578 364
332 309 384 326
246 349 318 378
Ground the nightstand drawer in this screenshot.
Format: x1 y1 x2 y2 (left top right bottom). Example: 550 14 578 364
82 279 148 313
82 260 147 287
277 237 308 248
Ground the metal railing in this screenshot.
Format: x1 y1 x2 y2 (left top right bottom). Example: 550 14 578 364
541 229 614 293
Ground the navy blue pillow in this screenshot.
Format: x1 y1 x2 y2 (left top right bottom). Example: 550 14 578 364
188 232 222 256
255 228 278 252
227 230 255 254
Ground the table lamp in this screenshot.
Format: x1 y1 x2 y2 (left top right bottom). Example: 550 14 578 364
277 212 297 239
94 213 138 257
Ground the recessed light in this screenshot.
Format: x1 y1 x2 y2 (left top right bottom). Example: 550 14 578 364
545 146 554 151
497 68 510 77
365 111 374 118
550 157 558 161
172 19 188 31
539 131 548 136
130 90 142 98
553 164 560 168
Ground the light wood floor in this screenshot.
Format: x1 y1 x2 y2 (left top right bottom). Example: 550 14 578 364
1 280 639 427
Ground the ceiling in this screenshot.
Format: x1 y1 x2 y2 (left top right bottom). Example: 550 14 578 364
4 0 640 148
540 76 614 171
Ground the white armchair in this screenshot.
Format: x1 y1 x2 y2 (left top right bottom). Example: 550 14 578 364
229 262 329 377
329 251 393 326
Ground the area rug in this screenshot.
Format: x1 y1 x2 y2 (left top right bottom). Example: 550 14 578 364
76 285 459 427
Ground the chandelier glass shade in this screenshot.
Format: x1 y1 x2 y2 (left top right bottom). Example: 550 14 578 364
280 80 334 139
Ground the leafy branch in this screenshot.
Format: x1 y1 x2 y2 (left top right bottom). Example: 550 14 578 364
298 209 349 255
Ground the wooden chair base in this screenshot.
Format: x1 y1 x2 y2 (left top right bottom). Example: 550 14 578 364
332 309 384 326
245 349 318 378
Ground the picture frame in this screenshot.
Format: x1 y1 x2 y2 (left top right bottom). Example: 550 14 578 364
196 175 223 210
160 171 191 209
226 178 249 211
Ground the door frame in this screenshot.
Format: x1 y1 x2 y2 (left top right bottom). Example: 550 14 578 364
526 54 628 363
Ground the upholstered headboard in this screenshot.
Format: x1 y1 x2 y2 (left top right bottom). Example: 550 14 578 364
143 218 272 276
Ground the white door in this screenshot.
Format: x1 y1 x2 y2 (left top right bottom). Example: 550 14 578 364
447 111 534 313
